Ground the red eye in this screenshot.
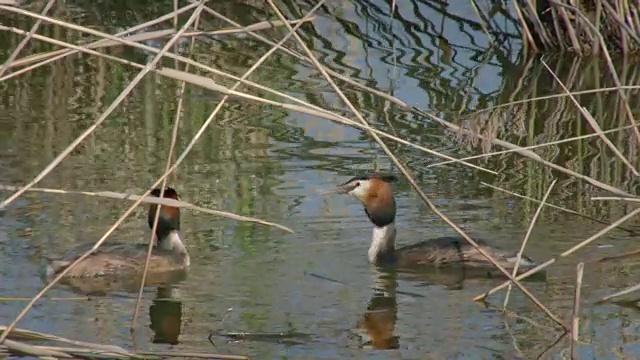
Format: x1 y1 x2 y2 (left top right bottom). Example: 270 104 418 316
354 182 361 187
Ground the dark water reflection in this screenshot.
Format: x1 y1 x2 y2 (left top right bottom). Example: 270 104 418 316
2 0 640 358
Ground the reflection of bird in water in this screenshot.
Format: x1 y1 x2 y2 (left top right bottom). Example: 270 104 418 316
43 187 190 295
150 286 184 345
354 270 400 350
327 174 538 272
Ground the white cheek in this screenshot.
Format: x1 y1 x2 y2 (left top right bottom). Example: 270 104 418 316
349 184 368 199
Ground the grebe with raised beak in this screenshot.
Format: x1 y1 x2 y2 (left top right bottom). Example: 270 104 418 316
328 174 537 271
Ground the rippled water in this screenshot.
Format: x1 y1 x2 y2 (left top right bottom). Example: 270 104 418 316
2 1 640 359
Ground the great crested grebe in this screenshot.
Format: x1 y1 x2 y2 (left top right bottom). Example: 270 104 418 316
46 187 190 279
329 174 537 271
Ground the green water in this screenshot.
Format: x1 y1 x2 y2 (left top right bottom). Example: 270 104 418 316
2 1 640 359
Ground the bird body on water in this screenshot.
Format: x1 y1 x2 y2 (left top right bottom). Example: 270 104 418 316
328 174 537 272
46 187 190 280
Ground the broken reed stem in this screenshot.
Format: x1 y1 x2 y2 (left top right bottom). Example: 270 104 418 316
597 248 640 262
471 85 640 116
0 185 292 233
503 179 557 310
540 59 638 176
474 206 640 302
267 0 567 331
0 17 315 82
0 339 247 360
412 107 637 199
481 183 637 235
0 2 208 344
0 22 494 175
128 0 329 334
549 0 640 144
0 297 88 301
596 282 640 303
192 0 409 110
0 0 56 78
0 3 198 212
429 123 640 169
591 196 640 203
0 325 128 354
571 262 584 360
130 8 204 336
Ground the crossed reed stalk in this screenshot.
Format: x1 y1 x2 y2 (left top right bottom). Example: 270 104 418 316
1 0 640 358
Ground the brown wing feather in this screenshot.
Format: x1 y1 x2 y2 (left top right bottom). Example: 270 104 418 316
49 242 186 278
394 236 528 269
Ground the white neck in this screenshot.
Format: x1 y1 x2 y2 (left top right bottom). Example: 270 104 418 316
159 231 190 267
369 223 396 264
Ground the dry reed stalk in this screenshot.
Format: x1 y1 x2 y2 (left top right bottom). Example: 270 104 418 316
0 338 247 360
155 67 496 175
481 182 637 235
0 185 293 232
0 14 493 176
592 196 640 203
0 17 316 81
2 28 492 179
266 0 567 331
541 60 638 176
471 84 640 115
412 107 637 199
0 0 56 78
127 0 330 333
429 123 640 169
549 1 640 144
3 339 72 358
0 325 128 353
131 9 204 335
512 0 538 52
0 30 173 81
474 206 640 302
0 297 88 301
0 5 325 115
192 1 409 110
597 248 640 262
0 3 200 211
1 7 495 178
0 3 208 343
0 2 200 77
596 282 640 303
502 179 557 310
571 262 584 360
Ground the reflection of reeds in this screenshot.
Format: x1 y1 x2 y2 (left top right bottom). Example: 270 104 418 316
3 0 640 357
0 325 247 359
268 0 572 332
438 57 640 219
420 57 640 305
513 0 640 54
0 0 321 351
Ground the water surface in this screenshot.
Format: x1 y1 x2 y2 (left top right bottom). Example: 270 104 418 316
2 1 640 359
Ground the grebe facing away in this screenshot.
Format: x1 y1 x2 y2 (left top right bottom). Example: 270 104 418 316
46 187 190 279
329 174 537 271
